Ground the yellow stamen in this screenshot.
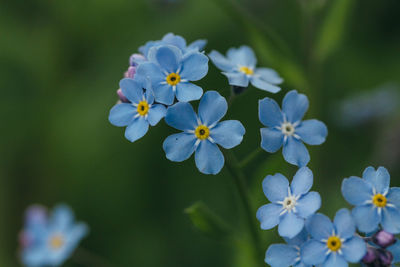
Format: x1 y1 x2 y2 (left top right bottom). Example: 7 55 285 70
326 236 342 252
195 125 210 140
137 101 149 116
166 73 181 86
49 234 64 250
239 66 254 75
372 194 387 208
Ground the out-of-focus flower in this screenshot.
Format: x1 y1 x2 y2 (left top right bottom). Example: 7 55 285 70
257 167 321 238
341 166 400 234
208 46 283 93
163 91 245 175
259 90 328 167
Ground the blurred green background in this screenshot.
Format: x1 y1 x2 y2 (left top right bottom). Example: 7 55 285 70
1 0 400 266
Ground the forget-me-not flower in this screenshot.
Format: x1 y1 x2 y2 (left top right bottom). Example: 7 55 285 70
265 229 311 267
301 209 366 267
341 166 400 234
109 78 167 143
208 46 283 93
20 204 88 267
137 45 209 105
256 167 321 238
163 91 245 175
259 90 328 167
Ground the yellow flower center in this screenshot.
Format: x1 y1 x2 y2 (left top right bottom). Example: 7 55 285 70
195 125 210 140
239 66 254 75
326 236 342 252
372 194 387 207
166 73 181 86
137 101 149 116
49 234 64 250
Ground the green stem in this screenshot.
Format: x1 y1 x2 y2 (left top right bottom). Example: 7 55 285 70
239 147 264 169
224 150 263 266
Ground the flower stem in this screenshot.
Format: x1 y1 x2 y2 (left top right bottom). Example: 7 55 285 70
239 147 265 169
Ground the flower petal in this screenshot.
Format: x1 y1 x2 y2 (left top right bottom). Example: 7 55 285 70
387 238 400 263
260 128 284 153
124 117 149 143
208 50 235 72
305 213 333 240
250 77 281 93
109 103 135 127
198 91 227 126
136 62 165 84
341 236 366 263
165 102 198 131
291 167 313 196
194 140 224 175
256 203 282 230
222 72 249 87
180 52 209 81
258 97 284 127
161 33 187 50
333 208 355 240
210 120 245 149
341 177 373 205
363 166 391 194
296 192 321 219
175 82 203 102
323 253 348 267
120 78 144 103
163 133 197 162
226 45 257 67
282 90 309 123
382 207 400 234
151 45 181 73
351 204 380 233
51 205 73 231
301 240 327 265
283 137 310 167
265 244 299 267
152 83 175 105
387 187 400 207
254 67 283 84
296 119 328 145
262 173 289 202
187 39 207 51
285 228 309 246
147 104 166 126
278 212 305 238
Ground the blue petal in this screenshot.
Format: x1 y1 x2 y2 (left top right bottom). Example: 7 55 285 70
301 240 327 265
352 204 380 233
341 236 366 263
152 83 175 105
256 203 281 230
283 137 310 167
165 102 198 131
150 45 181 73
333 208 355 240
265 244 299 267
254 67 283 84
22 246 47 267
109 103 135 127
323 253 348 267
296 192 321 218
262 173 289 202
187 39 207 51
282 90 309 123
296 119 328 145
387 187 400 207
260 128 284 153
68 222 89 242
226 46 257 67
250 77 281 93
198 91 227 126
50 205 73 231
147 104 166 126
291 167 313 196
286 228 309 246
175 82 203 102
161 33 187 51
258 97 284 127
278 212 305 238
136 62 165 84
210 120 245 149
382 207 400 234
363 166 391 194
388 239 400 263
341 177 373 205
180 52 209 81
194 140 224 175
120 78 144 103
124 117 149 143
208 50 235 72
222 72 249 87
163 133 197 162
306 213 333 240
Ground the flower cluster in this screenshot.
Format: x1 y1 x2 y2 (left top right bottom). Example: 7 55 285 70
19 205 88 267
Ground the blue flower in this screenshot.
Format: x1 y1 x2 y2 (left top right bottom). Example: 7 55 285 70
256 167 321 238
109 78 167 142
301 209 367 267
163 91 245 175
258 90 328 167
265 229 311 267
20 205 88 267
341 166 400 234
208 46 283 93
136 45 209 105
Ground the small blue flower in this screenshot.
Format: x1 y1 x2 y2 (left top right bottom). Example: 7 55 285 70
163 91 245 175
109 78 167 143
258 90 328 167
265 229 311 267
341 166 400 234
256 167 321 238
301 209 366 267
208 46 283 93
20 205 88 267
136 45 209 105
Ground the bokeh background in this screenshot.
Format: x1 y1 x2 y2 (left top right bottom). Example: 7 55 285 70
1 0 400 266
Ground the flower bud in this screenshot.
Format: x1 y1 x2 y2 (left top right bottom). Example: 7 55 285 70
117 89 129 103
377 249 393 266
129 53 146 66
363 247 377 264
373 230 396 248
124 66 136 79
